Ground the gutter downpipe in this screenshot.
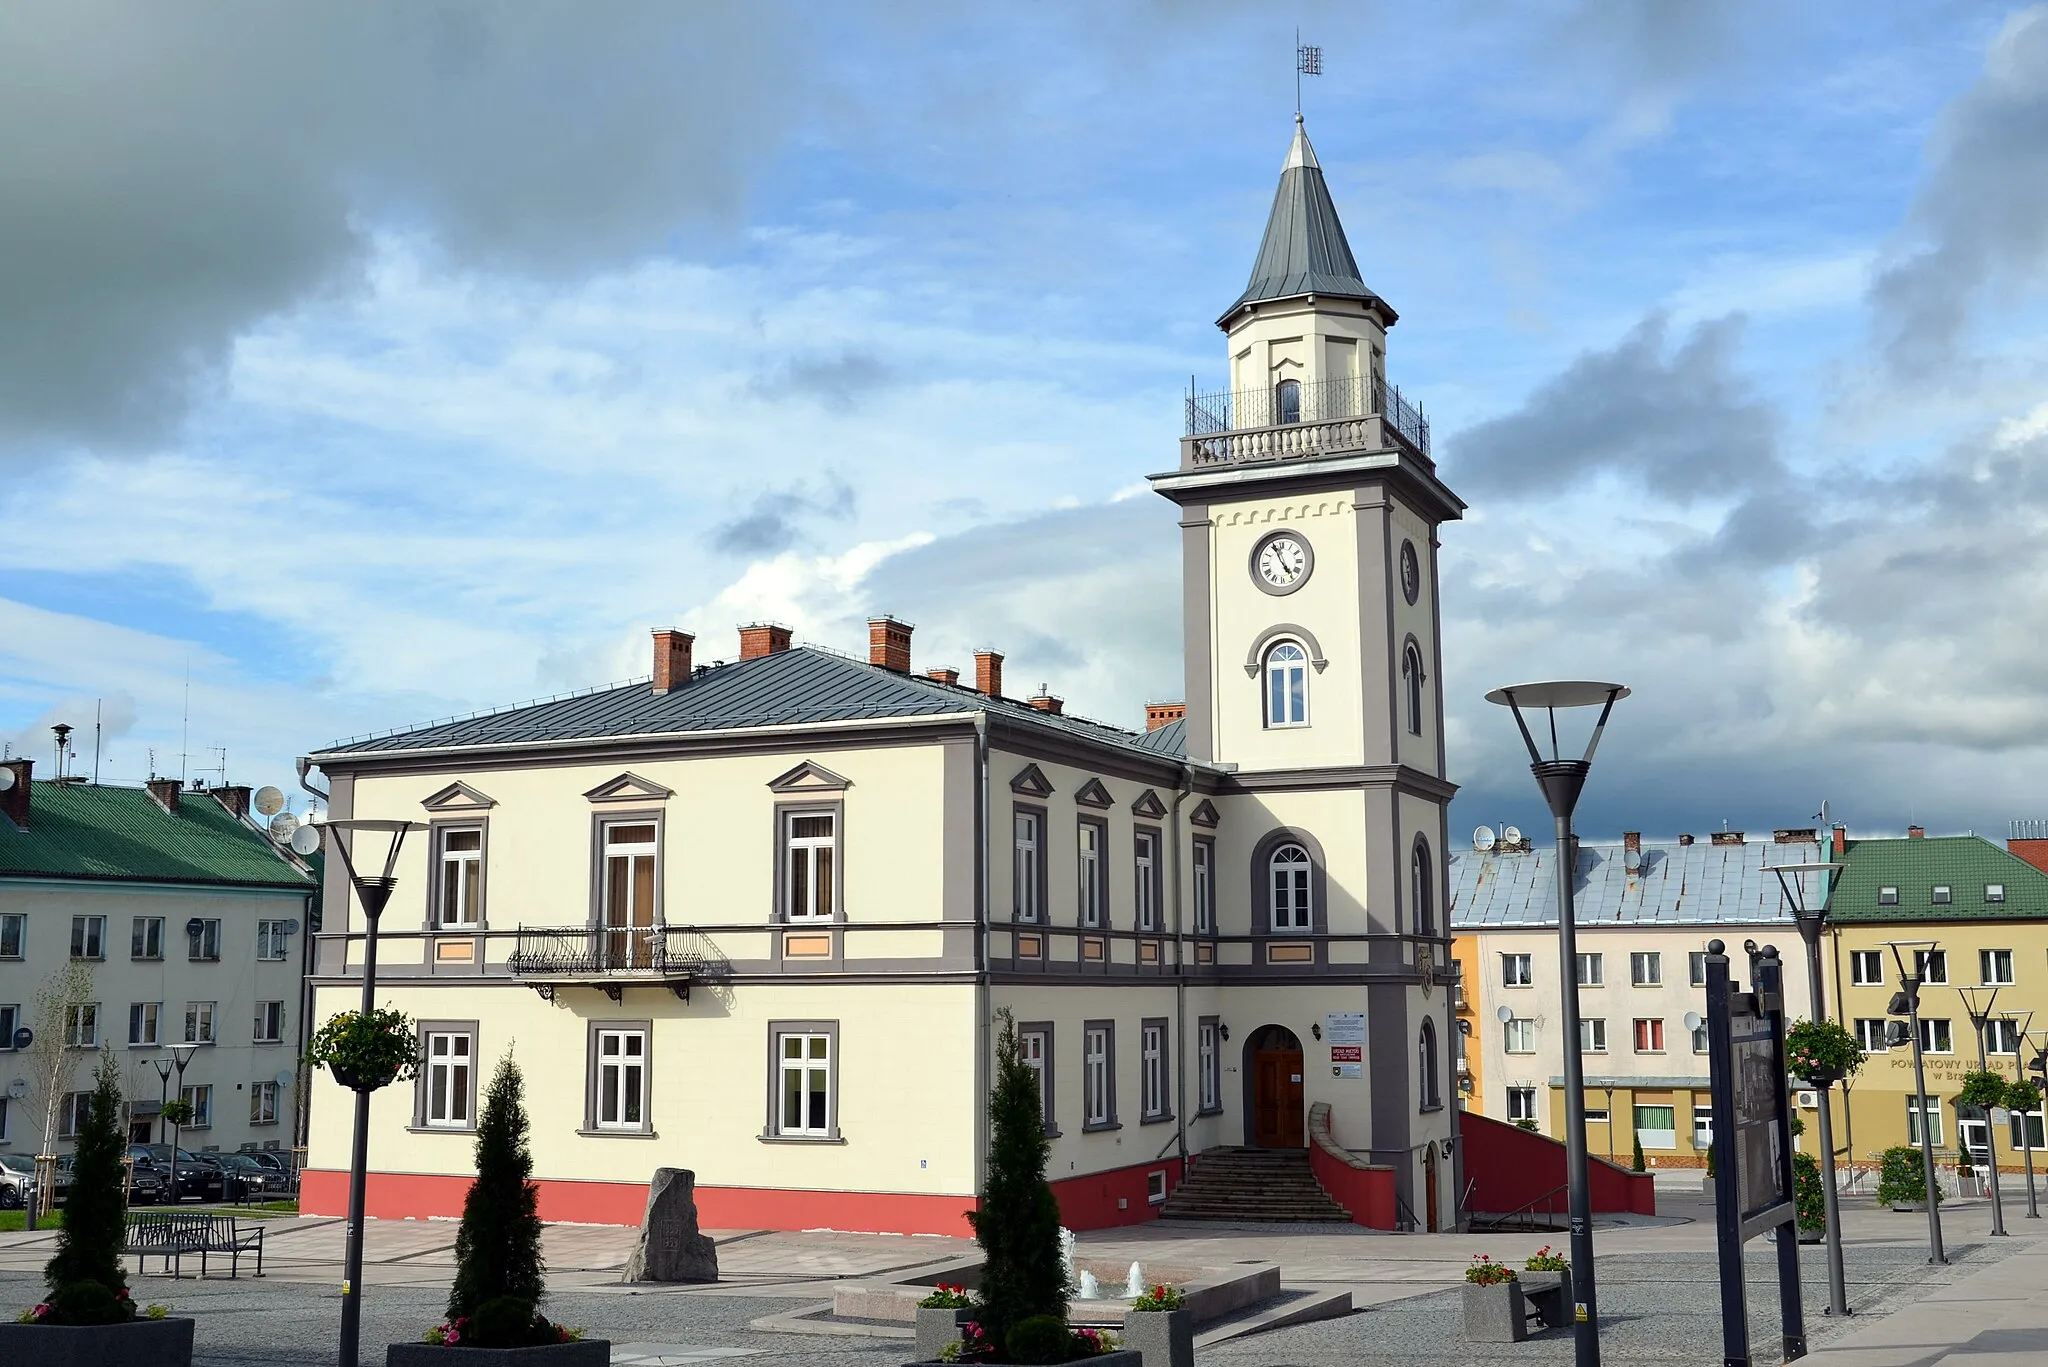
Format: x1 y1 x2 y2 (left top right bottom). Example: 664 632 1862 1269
973 714 992 1200
1170 764 1194 1172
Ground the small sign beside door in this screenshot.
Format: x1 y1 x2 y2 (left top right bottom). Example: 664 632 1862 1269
1325 1012 1366 1045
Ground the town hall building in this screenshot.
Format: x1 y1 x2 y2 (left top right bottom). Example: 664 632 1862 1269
302 115 1467 1235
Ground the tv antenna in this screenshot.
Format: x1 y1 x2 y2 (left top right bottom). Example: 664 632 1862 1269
1295 30 1321 118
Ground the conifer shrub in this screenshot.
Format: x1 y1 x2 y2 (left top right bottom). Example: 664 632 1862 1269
965 1009 1067 1347
1003 1314 1071 1364
1792 1151 1825 1231
447 1053 547 1324
41 1051 132 1324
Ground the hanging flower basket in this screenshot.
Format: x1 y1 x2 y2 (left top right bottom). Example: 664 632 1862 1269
1784 1019 1862 1089
305 1008 421 1094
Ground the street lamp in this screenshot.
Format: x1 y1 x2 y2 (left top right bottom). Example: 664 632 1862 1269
309 817 424 1367
1958 985 2010 1237
1486 679 1628 1367
2011 1014 2039 1219
1884 941 1946 1264
1769 860 1850 1317
152 1045 197 1203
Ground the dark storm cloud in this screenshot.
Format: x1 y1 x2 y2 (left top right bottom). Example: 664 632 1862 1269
711 477 857 556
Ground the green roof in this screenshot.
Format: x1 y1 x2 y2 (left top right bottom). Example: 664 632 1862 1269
0 783 315 890
1830 835 2048 923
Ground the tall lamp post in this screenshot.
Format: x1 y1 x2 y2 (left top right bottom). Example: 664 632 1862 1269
152 1045 196 1202
311 818 424 1367
2010 1014 2038 1219
1958 985 2010 1237
1885 941 1946 1264
1486 679 1628 1367
1769 860 1850 1317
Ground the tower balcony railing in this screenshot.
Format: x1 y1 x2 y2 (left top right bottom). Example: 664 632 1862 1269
1181 374 1430 466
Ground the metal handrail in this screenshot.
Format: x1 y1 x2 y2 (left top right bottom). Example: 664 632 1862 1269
1183 374 1430 456
505 925 716 978
1470 1181 1571 1231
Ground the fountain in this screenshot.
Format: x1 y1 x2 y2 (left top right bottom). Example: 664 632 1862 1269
1123 1262 1145 1300
1077 1270 1101 1299
1058 1226 1078 1296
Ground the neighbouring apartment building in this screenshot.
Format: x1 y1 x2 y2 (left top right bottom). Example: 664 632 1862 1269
301 115 1468 1235
0 763 317 1159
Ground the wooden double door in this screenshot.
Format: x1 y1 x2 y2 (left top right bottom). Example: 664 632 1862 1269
1252 1049 1305 1148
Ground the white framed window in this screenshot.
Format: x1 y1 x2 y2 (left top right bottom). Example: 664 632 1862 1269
71 915 106 960
1134 831 1160 931
1507 1087 1537 1122
1986 883 2006 904
1503 953 1533 987
595 1028 648 1130
1692 1023 1710 1054
0 912 23 958
2012 1110 2046 1151
1019 1025 1054 1131
1140 1020 1169 1120
1633 1018 1664 1053
1147 1169 1168 1205
1907 1095 1943 1146
1693 1104 1714 1148
1084 1023 1114 1129
58 1092 93 1138
250 1081 279 1126
128 1002 160 1047
602 821 659 967
1877 886 1898 906
1689 951 1708 987
1583 1108 1610 1124
1012 810 1041 921
253 1001 284 1044
783 812 836 921
1932 884 1952 905
1576 952 1604 986
438 827 484 927
0 1004 18 1050
66 1002 99 1048
1855 1018 1889 1052
1630 952 1661 986
1579 1018 1608 1054
1270 843 1312 931
1634 1104 1677 1150
183 1001 216 1045
1504 1018 1537 1053
1263 641 1309 728
1982 949 2015 985
424 1031 475 1128
187 918 221 962
1919 1018 1953 1053
1192 839 1215 935
1197 1020 1220 1113
132 916 164 961
1850 950 1884 986
1916 950 1948 985
180 1084 213 1128
1077 820 1104 928
1987 1018 2022 1055
777 1031 832 1137
256 920 291 961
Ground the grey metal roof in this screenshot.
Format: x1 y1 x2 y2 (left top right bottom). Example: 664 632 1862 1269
1133 717 1186 756
1449 838 1815 929
314 645 1190 767
1222 117 1388 324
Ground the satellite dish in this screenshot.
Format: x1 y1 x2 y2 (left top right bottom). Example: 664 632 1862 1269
1624 847 1642 872
285 919 301 935
1502 825 1523 846
290 825 322 856
1496 1005 1514 1024
6 1078 27 1101
1473 825 1497 852
185 918 205 937
274 1071 294 1091
0 767 13 792
268 812 299 843
1684 1012 1703 1032
253 786 286 817
11 1028 30 1051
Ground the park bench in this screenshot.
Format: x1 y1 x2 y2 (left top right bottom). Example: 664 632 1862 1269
124 1211 265 1279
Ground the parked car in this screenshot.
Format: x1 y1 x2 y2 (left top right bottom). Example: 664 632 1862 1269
212 1152 283 1200
51 1154 74 1202
128 1144 225 1202
0 1153 37 1209
245 1150 298 1190
124 1162 169 1205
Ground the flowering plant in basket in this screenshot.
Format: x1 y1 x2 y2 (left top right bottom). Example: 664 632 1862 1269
1524 1246 1569 1272
1131 1282 1186 1312
1465 1254 1517 1286
305 1007 421 1092
918 1283 973 1310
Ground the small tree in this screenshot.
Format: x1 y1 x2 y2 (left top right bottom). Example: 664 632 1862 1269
1631 1131 1645 1173
448 1053 547 1324
41 1051 132 1323
966 1009 1067 1345
25 960 95 1221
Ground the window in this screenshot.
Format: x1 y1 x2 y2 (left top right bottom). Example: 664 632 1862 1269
2012 1109 2046 1151
1987 1018 2022 1055
1270 843 1313 931
1689 951 1708 987
602 822 658 967
1583 1109 1609 1124
1633 1018 1665 1053
1932 885 1952 905
58 1092 93 1138
250 1081 279 1126
253 1001 284 1044
1907 1095 1943 1146
1134 831 1160 932
1692 1023 1710 1054
1576 953 1604 986
66 1003 99 1048
1141 1019 1170 1121
1982 949 2015 985
424 1030 475 1128
1986 883 2007 904
1579 1019 1607 1054
1919 1018 1953 1053
1411 837 1435 935
1012 809 1042 922
1274 376 1301 424
1851 950 1884 986
1635 1104 1677 1149
71 915 106 960
1631 952 1662 987
180 1084 212 1129
437 827 484 927
1263 641 1308 728
1077 819 1105 928
0 912 23 958
1878 886 1898 906
1019 1024 1056 1132
1503 953 1533 987
783 811 836 921
1507 1088 1537 1122
1418 1019 1441 1111
1916 950 1948 985
1855 1018 1889 1052
132 916 164 961
594 1027 648 1131
187 918 221 962
1504 1018 1536 1053
1197 1019 1220 1114
128 1002 160 1047
1192 839 1215 935
0 1004 17 1049
1693 1105 1714 1148
1402 644 1425 736
183 1001 216 1045
1147 1170 1168 1205
1083 1022 1115 1130
256 920 290 961
775 1028 834 1138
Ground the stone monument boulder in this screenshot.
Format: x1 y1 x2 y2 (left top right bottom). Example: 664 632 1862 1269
622 1167 719 1283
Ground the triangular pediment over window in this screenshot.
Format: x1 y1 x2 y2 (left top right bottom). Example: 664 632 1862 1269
1130 788 1169 819
421 781 496 812
583 772 674 803
1010 764 1055 798
1073 777 1114 810
1190 799 1221 829
767 760 853 794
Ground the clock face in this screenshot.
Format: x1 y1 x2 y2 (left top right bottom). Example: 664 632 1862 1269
1256 535 1309 590
1401 541 1421 605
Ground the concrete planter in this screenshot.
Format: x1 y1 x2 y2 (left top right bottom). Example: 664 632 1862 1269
1462 1281 1527 1343
1892 1202 1927 1213
912 1306 973 1363
388 1340 610 1366
1518 1269 1574 1329
1700 1176 1717 1202
905 1354 1141 1367
1121 1307 1195 1367
0 1317 195 1367
1796 1226 1825 1244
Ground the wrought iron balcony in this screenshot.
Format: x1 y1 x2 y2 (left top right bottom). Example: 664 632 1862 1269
1181 374 1430 467
506 925 717 1001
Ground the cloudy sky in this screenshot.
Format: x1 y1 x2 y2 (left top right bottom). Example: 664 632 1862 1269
2 2 2046 846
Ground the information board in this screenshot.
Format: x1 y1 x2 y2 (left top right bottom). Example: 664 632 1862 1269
1326 1012 1365 1080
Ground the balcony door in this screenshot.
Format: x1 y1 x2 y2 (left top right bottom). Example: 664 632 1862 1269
602 823 657 968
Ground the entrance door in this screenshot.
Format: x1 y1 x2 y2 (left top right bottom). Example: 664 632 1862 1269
1252 1050 1305 1147
1424 1147 1441 1232
1960 1118 1991 1191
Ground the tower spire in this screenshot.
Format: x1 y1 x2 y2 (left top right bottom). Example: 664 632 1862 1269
1220 117 1389 328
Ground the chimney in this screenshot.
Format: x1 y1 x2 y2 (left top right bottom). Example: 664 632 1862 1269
1678 833 1694 846
1773 828 1817 844
738 623 793 660
1146 702 1187 732
1711 831 1744 846
1832 824 1847 856
0 758 30 829
652 629 695 693
213 785 252 820
146 776 183 816
975 649 1005 699
925 667 960 686
1027 689 1064 715
1622 831 1641 854
868 616 913 673
1907 825 1925 839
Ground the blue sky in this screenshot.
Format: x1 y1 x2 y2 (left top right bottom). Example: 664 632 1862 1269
3 2 2047 846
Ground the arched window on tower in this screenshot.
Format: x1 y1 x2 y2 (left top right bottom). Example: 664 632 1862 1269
1412 835 1435 938
1419 1018 1441 1111
1270 843 1312 931
1274 377 1302 425
1403 642 1425 736
1264 641 1309 728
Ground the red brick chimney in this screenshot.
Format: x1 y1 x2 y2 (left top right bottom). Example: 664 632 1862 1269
1146 703 1186 732
1907 825 1925 839
925 667 960 686
652 629 695 694
1027 689 1063 715
146 777 183 816
1711 831 1745 846
1773 828 1817 844
1622 831 1641 854
0 758 30 829
868 616 913 673
738 623 793 660
1678 833 1694 846
212 786 252 820
1831 824 1847 856
975 650 1005 699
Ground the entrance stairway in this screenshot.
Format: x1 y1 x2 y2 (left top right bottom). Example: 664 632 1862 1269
1158 1146 1352 1223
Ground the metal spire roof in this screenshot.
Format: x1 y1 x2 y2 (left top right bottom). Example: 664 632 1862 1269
1221 116 1390 326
